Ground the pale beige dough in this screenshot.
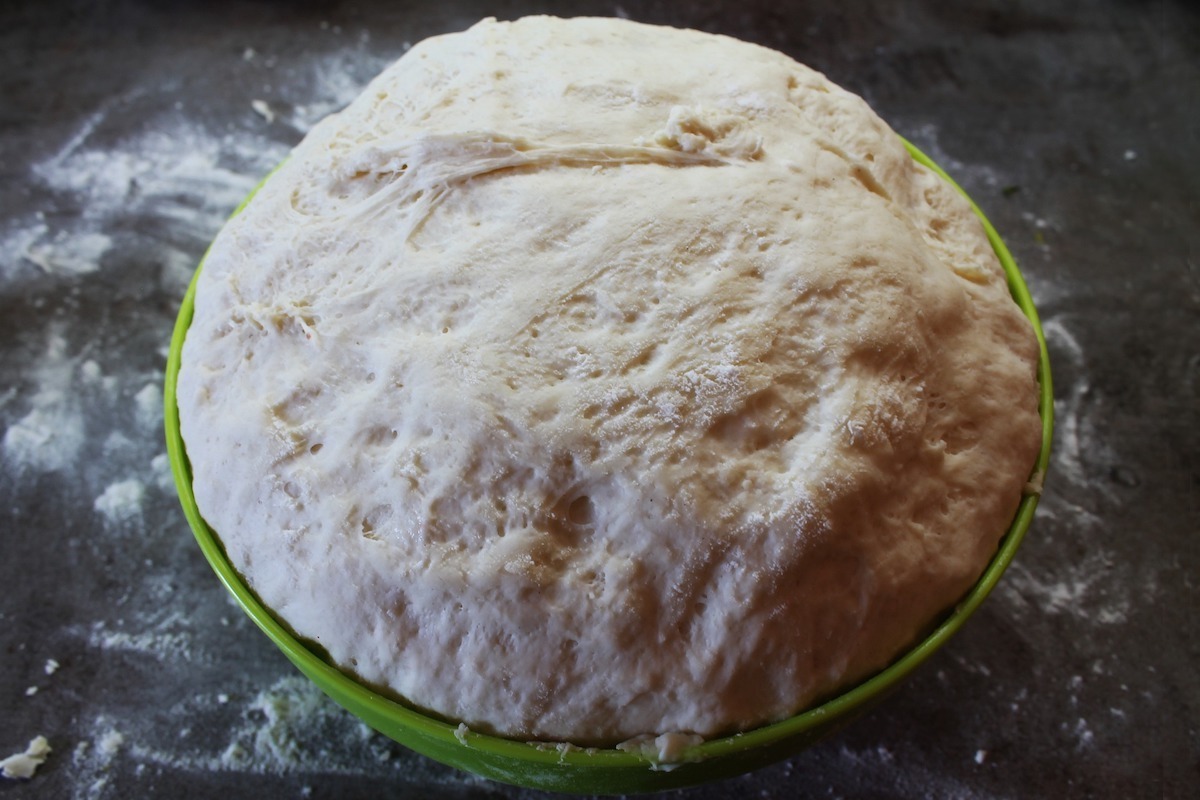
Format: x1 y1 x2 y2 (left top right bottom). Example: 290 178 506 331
177 16 1042 745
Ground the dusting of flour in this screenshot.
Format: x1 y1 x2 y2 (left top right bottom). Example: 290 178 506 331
2 328 87 473
93 479 146 524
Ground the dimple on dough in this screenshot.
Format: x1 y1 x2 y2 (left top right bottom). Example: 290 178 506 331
177 16 1042 745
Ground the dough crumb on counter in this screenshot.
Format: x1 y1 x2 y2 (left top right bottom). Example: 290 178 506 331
1 736 51 780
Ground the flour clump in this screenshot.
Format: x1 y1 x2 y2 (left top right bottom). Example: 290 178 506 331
177 16 1043 744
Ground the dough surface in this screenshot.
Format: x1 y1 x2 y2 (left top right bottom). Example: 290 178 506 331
177 16 1042 744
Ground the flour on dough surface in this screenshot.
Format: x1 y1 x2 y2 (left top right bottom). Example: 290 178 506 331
178 16 1042 744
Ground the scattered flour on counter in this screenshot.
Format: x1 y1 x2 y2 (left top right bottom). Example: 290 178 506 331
69 720 128 800
1068 717 1095 750
79 360 118 394
98 731 124 758
33 121 276 231
2 328 170 491
3 330 174 536
1000 548 1132 626
4 114 285 293
133 383 163 430
106 426 136 449
1021 268 1077 309
1 219 111 280
1050 377 1115 497
824 743 983 799
150 452 175 492
4 38 395 292
159 245 203 299
85 614 194 662
77 676 421 783
1 736 51 780
0 218 50 279
1040 314 1125 507
220 676 375 773
23 230 113 277
994 290 1149 629
1040 317 1084 374
94 479 146 524
3 327 87 473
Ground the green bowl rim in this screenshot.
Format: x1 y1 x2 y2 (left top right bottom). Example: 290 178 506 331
163 138 1053 771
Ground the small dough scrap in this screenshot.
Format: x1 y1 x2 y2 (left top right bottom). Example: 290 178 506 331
1 736 51 780
178 16 1042 745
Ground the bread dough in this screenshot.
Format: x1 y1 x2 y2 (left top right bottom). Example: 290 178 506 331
177 16 1042 744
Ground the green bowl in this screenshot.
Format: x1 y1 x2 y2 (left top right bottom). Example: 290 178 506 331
164 140 1053 795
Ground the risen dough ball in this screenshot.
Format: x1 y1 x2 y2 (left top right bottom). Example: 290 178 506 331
178 16 1042 744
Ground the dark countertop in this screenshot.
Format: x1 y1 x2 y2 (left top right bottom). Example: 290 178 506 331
1 1 1196 798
